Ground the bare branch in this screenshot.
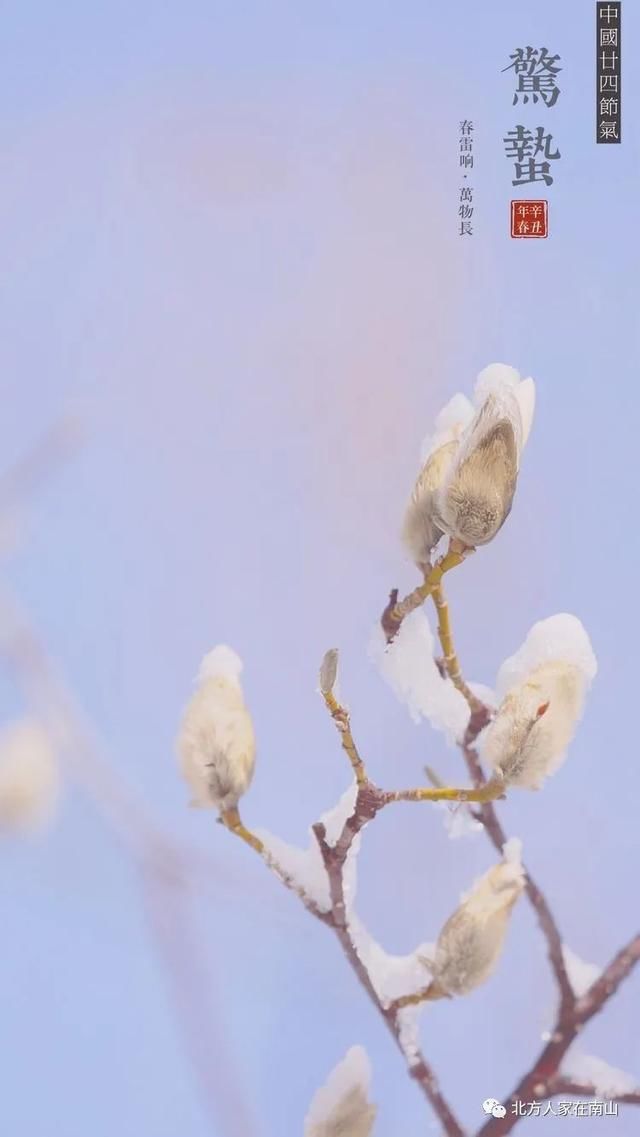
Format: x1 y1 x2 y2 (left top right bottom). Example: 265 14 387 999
462 737 575 1017
431 582 483 714
311 788 465 1137
380 546 467 642
476 934 640 1134
319 648 368 786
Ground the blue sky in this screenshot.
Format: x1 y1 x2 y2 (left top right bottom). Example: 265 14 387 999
0 2 638 1135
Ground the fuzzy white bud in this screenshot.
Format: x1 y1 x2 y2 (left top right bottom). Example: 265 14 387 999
304 1047 376 1137
430 853 525 996
483 660 586 789
433 364 535 549
402 394 474 568
177 644 255 813
434 392 519 548
0 720 59 833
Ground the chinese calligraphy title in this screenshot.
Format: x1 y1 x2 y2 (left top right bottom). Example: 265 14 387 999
503 47 562 186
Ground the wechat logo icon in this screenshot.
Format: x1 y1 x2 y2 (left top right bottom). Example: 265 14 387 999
482 1098 507 1119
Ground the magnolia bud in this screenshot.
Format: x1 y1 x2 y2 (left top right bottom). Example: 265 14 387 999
432 365 535 550
402 439 458 569
176 645 255 813
430 853 524 997
434 393 519 548
483 660 586 790
402 394 473 569
0 720 59 833
304 1047 376 1137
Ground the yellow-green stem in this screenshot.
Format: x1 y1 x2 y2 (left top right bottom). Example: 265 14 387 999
322 690 368 786
431 582 482 714
390 548 465 626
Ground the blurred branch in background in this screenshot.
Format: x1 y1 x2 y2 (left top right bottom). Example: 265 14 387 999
0 425 259 1137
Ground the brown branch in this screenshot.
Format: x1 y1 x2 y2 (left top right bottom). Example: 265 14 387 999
311 785 465 1137
219 651 468 1136
319 649 368 786
475 933 640 1136
460 707 575 1017
573 934 640 1025
0 416 83 514
221 807 333 924
381 546 466 642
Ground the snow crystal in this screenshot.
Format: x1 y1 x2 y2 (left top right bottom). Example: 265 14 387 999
304 1046 375 1137
320 782 358 846
419 393 474 465
502 837 523 869
561 945 601 998
255 782 359 912
437 801 483 839
454 384 524 477
473 363 536 450
560 1049 639 1098
350 912 435 1005
339 839 437 1009
256 827 331 910
495 615 597 703
396 1004 423 1068
197 644 243 682
369 610 470 742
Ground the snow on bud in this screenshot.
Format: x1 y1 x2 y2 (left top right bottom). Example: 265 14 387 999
0 720 59 833
402 393 474 569
176 644 255 813
319 649 339 697
304 1046 376 1137
473 363 536 452
434 363 535 549
482 615 597 790
429 846 525 997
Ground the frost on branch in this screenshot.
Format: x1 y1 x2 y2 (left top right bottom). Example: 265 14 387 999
255 782 358 912
560 1050 639 1098
481 615 597 790
428 840 525 998
473 363 536 452
304 1046 376 1137
370 607 493 743
0 719 59 833
350 906 436 1008
437 800 483 840
369 610 470 742
561 944 601 998
176 644 256 813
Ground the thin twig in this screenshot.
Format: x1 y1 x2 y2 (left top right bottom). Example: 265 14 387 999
319 649 368 786
381 546 466 642
0 579 257 1136
221 806 333 923
383 780 505 806
431 581 483 714
311 788 465 1137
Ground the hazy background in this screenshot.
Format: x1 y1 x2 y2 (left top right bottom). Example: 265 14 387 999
0 1 638 1134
